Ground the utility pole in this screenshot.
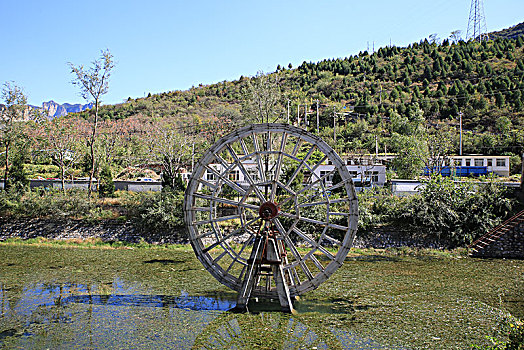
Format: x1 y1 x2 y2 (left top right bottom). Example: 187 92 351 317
459 112 463 156
297 103 300 127
316 100 319 134
333 107 336 143
287 100 290 124
191 142 195 171
304 100 308 127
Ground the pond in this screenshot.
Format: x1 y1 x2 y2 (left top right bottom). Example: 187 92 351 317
0 244 522 349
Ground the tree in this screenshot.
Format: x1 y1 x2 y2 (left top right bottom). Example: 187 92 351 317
423 130 454 175
241 71 284 124
449 30 462 44
0 82 28 190
390 134 428 179
98 164 115 197
146 119 194 191
429 33 440 45
9 147 29 194
69 49 115 196
42 116 85 192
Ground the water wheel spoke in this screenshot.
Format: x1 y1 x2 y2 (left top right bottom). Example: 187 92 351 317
270 132 287 202
272 218 304 264
203 165 246 195
285 145 317 188
226 144 267 203
251 132 266 183
202 219 259 254
298 216 327 226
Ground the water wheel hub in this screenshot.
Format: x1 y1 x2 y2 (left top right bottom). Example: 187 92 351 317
259 201 279 220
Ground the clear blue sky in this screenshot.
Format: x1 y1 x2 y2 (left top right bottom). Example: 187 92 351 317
1 0 523 106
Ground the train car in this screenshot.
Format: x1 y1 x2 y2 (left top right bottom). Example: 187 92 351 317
424 166 489 177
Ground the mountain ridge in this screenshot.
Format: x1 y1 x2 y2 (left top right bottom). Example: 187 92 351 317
30 100 94 119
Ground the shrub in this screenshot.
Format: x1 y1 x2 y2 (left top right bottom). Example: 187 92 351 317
356 176 514 247
125 188 185 234
98 165 115 198
18 189 95 219
400 176 514 247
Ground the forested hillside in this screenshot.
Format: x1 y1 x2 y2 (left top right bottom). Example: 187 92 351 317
84 29 524 177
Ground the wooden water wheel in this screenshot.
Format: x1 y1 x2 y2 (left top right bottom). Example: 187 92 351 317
184 124 358 312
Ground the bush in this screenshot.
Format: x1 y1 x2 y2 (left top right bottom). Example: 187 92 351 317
98 165 115 198
18 189 95 219
356 176 514 248
125 188 185 234
473 319 524 350
401 176 513 247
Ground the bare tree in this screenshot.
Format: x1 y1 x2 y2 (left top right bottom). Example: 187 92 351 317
144 119 194 190
429 33 440 45
449 30 463 44
43 116 85 192
0 82 27 190
69 49 115 195
241 71 284 124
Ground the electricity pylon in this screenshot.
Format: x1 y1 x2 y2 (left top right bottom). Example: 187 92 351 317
466 0 489 42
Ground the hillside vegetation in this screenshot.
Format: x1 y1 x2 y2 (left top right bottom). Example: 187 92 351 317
83 28 524 176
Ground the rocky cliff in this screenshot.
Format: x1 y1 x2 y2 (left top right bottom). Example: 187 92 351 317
40 100 93 118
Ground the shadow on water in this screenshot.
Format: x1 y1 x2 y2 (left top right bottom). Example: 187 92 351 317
143 259 185 265
62 293 236 311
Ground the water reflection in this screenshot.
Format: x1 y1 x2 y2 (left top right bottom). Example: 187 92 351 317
0 279 393 349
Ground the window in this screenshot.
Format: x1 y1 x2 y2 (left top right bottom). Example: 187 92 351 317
487 159 492 166
348 171 358 178
454 159 462 166
319 170 333 184
465 159 471 166
365 171 379 183
496 158 506 167
206 169 217 181
228 170 239 181
474 159 483 166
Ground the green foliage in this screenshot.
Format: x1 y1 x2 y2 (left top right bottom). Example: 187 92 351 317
9 152 29 194
390 134 428 179
402 176 513 247
473 319 524 350
125 188 185 234
98 165 115 197
357 177 514 247
23 164 60 179
161 172 185 192
18 189 95 219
